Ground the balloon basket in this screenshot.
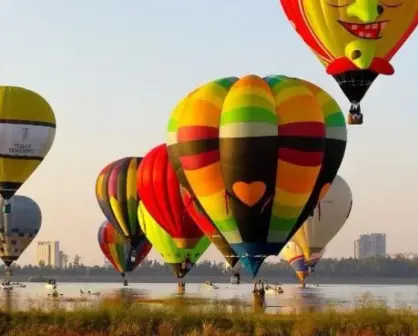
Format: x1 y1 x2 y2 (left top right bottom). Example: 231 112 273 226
2 203 11 214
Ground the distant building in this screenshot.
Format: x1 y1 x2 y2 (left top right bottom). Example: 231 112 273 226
354 234 386 259
59 250 64 268
37 241 60 267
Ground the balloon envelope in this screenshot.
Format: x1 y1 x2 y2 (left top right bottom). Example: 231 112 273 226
283 80 346 243
138 201 210 278
137 144 205 249
281 242 324 282
0 87 56 200
168 100 239 267
168 74 331 276
279 0 418 108
181 187 239 267
96 157 146 247
292 175 352 262
0 195 42 266
98 221 151 274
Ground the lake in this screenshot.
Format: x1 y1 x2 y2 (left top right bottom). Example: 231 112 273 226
2 282 418 313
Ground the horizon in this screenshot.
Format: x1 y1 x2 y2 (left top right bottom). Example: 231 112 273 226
0 2 417 266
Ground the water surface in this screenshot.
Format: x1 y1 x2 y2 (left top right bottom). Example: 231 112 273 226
2 282 418 313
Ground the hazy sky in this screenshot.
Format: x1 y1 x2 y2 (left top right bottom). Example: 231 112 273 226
1 1 417 266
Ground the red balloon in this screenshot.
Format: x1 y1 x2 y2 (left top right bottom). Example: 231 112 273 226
137 144 205 249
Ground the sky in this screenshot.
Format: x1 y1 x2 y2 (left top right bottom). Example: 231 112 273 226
0 1 417 266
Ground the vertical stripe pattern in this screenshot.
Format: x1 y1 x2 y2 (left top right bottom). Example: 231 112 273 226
95 157 146 247
98 221 151 273
169 74 334 276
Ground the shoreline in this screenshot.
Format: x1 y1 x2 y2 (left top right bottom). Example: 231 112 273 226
16 275 418 284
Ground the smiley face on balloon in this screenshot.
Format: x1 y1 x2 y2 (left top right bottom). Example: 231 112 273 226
281 0 418 75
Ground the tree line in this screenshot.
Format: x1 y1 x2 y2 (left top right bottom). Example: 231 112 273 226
4 255 418 277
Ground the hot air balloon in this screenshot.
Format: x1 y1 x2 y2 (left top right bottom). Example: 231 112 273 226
137 144 206 249
0 195 41 275
281 242 311 285
96 157 146 247
282 241 325 286
279 0 418 124
138 202 210 279
291 175 353 266
181 188 239 268
98 221 151 285
168 99 240 269
0 87 56 213
284 80 346 245
168 74 332 277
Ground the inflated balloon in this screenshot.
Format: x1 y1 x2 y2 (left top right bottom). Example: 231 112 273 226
0 195 42 270
168 74 329 276
181 188 239 267
284 80 346 244
281 241 325 283
137 144 205 249
138 201 210 278
168 99 239 268
0 87 56 205
95 157 146 246
280 0 418 124
292 175 352 264
98 221 151 277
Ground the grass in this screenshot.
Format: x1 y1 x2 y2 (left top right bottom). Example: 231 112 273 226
1 295 418 335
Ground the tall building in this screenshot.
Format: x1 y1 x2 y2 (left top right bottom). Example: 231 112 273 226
354 234 386 259
59 250 64 268
37 241 61 267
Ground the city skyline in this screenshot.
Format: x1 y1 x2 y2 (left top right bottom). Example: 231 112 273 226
29 233 395 267
0 2 417 265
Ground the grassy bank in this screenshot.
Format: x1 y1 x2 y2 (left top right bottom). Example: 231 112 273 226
1 297 418 335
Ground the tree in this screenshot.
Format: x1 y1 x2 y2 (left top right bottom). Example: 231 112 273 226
73 255 81 268
62 254 68 269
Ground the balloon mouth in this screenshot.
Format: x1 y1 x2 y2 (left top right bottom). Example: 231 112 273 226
172 238 199 249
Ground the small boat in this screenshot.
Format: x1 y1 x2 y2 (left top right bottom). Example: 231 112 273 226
265 285 277 295
88 290 100 296
265 284 284 295
1 281 13 290
11 282 26 288
204 281 219 289
45 279 57 290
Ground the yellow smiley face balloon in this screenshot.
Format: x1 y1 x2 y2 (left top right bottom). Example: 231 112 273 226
280 0 418 124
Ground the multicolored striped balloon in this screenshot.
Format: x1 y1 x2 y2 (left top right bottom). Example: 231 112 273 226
283 78 347 242
138 201 210 279
281 241 325 283
167 108 239 267
167 74 330 276
98 221 151 275
95 157 145 247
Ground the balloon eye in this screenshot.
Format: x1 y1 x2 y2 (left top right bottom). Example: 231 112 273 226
325 0 352 8
380 1 404 8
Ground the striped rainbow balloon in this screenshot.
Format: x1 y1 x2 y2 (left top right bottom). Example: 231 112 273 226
97 221 151 274
167 74 344 276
